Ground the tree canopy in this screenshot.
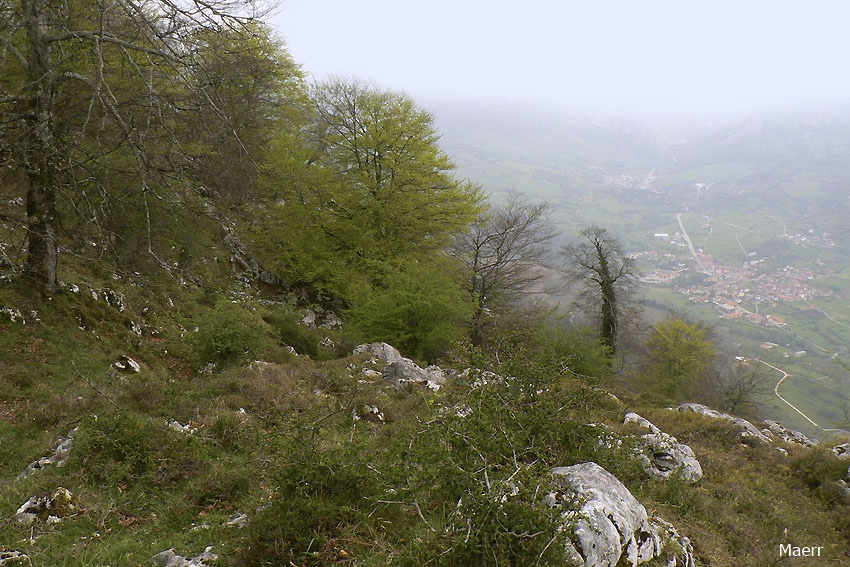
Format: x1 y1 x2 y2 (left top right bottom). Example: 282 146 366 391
255 78 483 300
0 0 292 292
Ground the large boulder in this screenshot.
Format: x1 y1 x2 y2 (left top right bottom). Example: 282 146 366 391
546 462 694 567
352 342 403 363
624 413 703 483
353 343 446 391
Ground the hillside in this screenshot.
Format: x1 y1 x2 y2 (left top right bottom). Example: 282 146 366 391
0 218 848 566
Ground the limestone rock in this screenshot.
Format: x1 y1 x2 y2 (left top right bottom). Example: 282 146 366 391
0 550 30 566
149 547 218 567
382 360 445 391
762 420 816 447
352 342 403 363
675 403 772 445
624 413 702 483
113 355 141 373
546 463 694 567
16 487 77 525
638 432 702 483
353 342 446 391
18 427 77 480
624 412 661 434
831 442 850 460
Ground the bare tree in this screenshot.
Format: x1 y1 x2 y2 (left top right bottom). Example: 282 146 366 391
561 226 636 354
0 0 281 293
451 193 558 346
706 356 773 417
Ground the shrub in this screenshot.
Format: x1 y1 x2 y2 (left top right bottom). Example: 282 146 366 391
190 300 273 368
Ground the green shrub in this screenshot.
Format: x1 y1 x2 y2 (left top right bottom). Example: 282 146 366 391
190 300 272 368
68 412 206 487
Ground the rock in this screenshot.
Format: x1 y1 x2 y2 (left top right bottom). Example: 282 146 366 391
353 342 445 390
675 403 772 445
382 360 445 391
546 463 694 567
624 413 702 483
113 355 141 373
352 404 385 423
762 420 817 447
18 427 78 480
149 547 218 566
223 227 284 286
352 342 403 363
16 487 77 525
166 419 197 435
637 432 703 483
624 412 661 434
226 513 248 529
301 309 316 327
318 312 343 329
0 550 30 566
831 442 850 460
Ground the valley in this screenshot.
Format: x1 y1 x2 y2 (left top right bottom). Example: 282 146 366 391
432 100 850 438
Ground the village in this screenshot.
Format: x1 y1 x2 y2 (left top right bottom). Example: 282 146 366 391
635 230 835 328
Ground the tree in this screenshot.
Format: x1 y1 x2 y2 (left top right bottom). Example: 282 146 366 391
641 317 717 401
561 226 636 353
257 78 483 299
451 193 558 347
705 356 773 417
0 0 284 293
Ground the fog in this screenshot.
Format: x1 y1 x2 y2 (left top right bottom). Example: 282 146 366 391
269 0 850 123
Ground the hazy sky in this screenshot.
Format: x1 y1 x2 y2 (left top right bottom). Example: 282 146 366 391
269 0 850 120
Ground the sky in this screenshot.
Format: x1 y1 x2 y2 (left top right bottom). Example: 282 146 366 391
268 0 850 121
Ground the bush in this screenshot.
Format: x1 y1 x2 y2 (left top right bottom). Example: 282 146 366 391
190 300 273 368
68 412 206 488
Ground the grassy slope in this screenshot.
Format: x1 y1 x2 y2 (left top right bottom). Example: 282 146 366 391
0 253 848 565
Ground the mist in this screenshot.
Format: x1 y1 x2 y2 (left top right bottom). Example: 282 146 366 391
270 0 850 124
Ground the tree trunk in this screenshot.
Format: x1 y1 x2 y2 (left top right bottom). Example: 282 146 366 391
22 0 59 294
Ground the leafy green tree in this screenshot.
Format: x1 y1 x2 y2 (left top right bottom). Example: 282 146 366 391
562 226 636 354
641 317 716 401
257 78 483 299
0 0 285 292
345 256 472 361
183 23 306 205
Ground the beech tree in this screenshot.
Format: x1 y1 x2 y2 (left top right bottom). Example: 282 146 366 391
258 78 483 299
0 0 284 293
561 226 636 353
642 317 717 401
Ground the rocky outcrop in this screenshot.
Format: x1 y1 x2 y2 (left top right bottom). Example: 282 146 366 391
223 227 283 286
16 487 77 525
353 343 446 391
18 428 78 480
546 462 694 567
149 547 217 566
763 420 816 447
675 403 772 445
624 413 702 483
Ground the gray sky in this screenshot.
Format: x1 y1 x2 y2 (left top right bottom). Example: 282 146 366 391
269 0 850 120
